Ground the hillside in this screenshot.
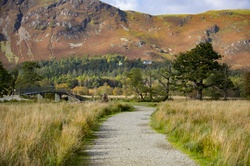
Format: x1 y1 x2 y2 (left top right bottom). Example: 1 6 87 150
0 0 249 69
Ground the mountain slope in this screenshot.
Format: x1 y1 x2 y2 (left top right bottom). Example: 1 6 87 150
0 0 249 68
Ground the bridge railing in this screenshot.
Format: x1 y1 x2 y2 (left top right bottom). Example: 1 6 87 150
19 86 85 102
19 86 56 95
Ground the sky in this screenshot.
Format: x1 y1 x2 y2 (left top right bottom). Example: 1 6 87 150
100 0 250 15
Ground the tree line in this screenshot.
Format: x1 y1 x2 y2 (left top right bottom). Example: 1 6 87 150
0 42 250 100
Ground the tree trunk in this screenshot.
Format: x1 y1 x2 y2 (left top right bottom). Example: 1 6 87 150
163 95 169 101
163 87 170 101
195 80 203 100
223 88 227 100
196 89 203 100
196 80 203 100
139 93 145 101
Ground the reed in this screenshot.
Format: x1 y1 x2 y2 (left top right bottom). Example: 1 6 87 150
151 100 250 166
0 102 133 165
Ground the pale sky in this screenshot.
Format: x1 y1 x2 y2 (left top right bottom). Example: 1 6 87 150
101 0 250 15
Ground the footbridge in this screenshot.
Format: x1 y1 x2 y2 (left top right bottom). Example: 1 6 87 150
21 90 86 102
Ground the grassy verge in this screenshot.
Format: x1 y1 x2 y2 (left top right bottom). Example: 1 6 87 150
124 101 159 108
0 102 133 165
151 100 250 166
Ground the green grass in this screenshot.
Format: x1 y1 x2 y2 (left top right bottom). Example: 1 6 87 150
0 41 19 64
151 100 250 166
203 9 249 14
222 9 250 15
126 101 159 108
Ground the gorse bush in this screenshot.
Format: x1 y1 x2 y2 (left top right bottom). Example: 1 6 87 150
151 100 250 166
0 102 133 165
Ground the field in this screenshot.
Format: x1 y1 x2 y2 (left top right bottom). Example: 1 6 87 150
0 102 133 165
151 100 250 166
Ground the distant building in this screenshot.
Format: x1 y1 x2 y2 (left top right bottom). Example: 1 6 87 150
143 60 152 65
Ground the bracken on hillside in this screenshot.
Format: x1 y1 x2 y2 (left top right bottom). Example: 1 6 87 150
0 0 250 69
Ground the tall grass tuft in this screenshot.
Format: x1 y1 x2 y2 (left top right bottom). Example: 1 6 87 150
151 100 250 166
0 102 133 165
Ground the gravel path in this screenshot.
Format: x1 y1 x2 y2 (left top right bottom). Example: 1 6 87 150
84 106 197 166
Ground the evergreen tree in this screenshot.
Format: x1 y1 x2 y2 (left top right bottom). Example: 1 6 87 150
16 62 42 92
9 67 19 95
207 63 234 100
243 71 250 98
173 42 222 100
0 62 11 97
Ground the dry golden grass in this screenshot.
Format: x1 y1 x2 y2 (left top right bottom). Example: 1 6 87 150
0 102 133 165
151 100 250 166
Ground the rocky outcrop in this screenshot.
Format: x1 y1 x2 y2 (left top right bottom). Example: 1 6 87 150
224 40 250 55
0 33 6 42
14 12 23 32
162 15 192 27
205 25 220 36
